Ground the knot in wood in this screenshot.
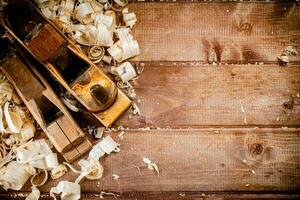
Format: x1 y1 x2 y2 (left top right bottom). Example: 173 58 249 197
283 100 294 110
239 22 252 33
249 143 264 155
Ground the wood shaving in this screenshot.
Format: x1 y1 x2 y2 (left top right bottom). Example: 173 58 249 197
278 46 298 63
285 46 298 56
179 193 186 197
16 139 57 170
30 169 48 187
25 186 40 200
240 105 245 113
50 181 80 200
94 127 105 139
88 136 120 160
64 159 103 183
131 102 141 115
0 161 31 190
117 81 136 100
100 191 119 199
136 63 145 75
88 45 105 64
118 131 125 140
131 164 141 173
109 28 140 62
4 101 24 133
122 7 137 28
51 164 68 179
115 62 137 82
142 157 159 175
102 55 113 64
112 174 119 179
139 127 150 131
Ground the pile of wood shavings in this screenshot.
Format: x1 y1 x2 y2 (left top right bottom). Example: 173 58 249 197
0 1 145 199
36 0 143 116
0 73 71 200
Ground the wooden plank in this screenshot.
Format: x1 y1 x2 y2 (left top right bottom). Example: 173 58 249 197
20 128 300 193
2 192 300 200
129 2 300 62
116 64 300 128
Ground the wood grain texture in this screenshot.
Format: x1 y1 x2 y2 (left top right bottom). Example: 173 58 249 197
18 128 300 193
129 2 300 63
116 63 300 128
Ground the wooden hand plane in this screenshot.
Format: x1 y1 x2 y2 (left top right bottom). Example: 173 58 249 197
0 32 92 163
2 0 131 127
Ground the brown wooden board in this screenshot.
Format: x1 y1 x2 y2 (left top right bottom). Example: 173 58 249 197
129 2 300 63
1 192 300 200
17 128 300 194
116 63 300 128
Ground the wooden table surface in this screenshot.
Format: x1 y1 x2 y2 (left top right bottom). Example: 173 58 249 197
1 1 300 199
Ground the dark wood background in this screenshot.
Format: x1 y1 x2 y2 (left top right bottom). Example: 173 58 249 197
1 0 300 199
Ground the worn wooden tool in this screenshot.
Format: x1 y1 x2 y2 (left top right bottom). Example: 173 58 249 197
2 0 131 127
0 35 92 163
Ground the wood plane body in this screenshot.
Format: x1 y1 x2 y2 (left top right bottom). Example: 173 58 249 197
0 43 92 162
2 0 131 127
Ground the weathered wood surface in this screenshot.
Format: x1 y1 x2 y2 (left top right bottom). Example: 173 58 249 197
1 1 300 199
17 128 299 194
116 64 300 128
130 2 300 63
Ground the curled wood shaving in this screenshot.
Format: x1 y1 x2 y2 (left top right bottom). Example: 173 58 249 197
16 139 58 170
100 191 119 199
115 62 137 82
25 186 40 200
122 8 137 28
108 28 140 62
285 46 298 56
64 159 103 183
102 55 113 64
94 127 105 139
118 131 125 140
88 136 120 160
136 63 145 75
278 46 298 63
30 169 48 187
142 157 159 175
131 102 141 115
50 181 80 200
4 101 24 133
277 54 289 63
88 45 105 64
0 150 15 169
51 164 68 179
0 161 31 190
